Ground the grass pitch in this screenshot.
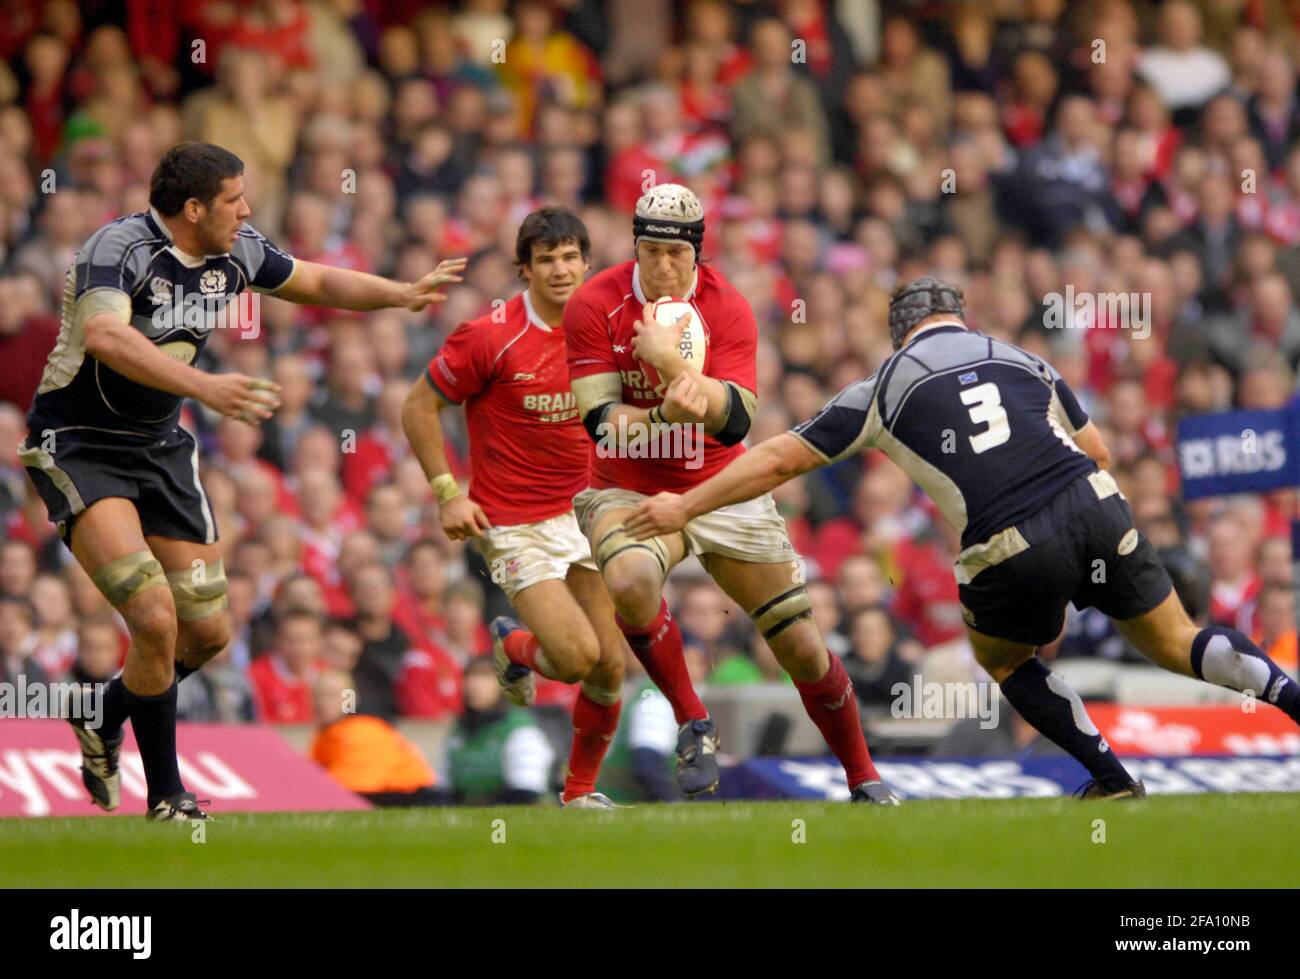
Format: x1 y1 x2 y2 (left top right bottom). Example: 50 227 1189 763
2 794 1296 888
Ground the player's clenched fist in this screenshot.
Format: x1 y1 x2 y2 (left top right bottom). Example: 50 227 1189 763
625 492 690 539
405 257 468 312
440 495 492 541
201 373 281 425
660 373 709 424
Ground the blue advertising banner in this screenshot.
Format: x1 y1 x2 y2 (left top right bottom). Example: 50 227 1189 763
1175 398 1300 500
723 755 1300 800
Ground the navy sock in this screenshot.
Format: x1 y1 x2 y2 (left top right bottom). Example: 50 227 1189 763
72 661 197 742
1191 626 1299 723
71 665 130 742
999 657 1135 792
126 682 185 806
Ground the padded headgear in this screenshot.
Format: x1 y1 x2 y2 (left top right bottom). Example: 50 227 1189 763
888 276 965 350
633 183 705 257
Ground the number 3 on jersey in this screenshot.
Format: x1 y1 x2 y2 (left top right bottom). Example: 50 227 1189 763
960 382 1010 453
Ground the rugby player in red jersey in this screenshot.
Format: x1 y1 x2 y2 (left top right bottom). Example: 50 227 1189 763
402 207 627 809
562 184 895 802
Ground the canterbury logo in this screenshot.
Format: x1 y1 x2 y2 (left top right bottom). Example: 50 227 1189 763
1268 675 1289 704
1117 529 1138 556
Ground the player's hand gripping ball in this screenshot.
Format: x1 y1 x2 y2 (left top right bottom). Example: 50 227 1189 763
633 298 707 397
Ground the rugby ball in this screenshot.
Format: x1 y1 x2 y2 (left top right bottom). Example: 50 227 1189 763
642 298 707 397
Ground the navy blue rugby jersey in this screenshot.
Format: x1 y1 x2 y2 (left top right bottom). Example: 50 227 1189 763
791 322 1097 548
27 207 295 439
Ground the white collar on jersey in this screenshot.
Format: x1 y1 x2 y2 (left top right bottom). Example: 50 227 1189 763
631 262 699 306
149 205 211 268
521 288 553 332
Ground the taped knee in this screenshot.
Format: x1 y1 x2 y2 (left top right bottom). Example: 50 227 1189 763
165 559 229 621
751 585 813 641
594 524 670 578
91 551 166 608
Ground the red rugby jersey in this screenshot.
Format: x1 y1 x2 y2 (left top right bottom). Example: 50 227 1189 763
564 260 757 494
425 291 589 526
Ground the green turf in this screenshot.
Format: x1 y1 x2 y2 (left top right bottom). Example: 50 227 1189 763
2 794 1297 887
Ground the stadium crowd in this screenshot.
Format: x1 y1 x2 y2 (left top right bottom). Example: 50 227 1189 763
1 0 1298 797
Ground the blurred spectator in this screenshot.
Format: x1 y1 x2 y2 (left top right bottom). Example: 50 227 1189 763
66 612 122 688
496 0 600 138
438 655 553 805
346 561 413 718
1251 584 1297 671
731 17 832 169
1207 511 1262 630
249 609 326 723
1137 0 1231 116
30 571 76 677
842 606 916 709
0 272 59 412
176 643 257 724
310 667 441 805
0 595 49 687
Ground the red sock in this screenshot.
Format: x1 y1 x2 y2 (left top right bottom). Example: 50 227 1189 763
616 599 707 725
793 654 879 789
562 689 622 802
503 629 542 670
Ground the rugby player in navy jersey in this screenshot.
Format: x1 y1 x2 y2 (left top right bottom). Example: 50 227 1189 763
21 142 465 820
628 276 1300 799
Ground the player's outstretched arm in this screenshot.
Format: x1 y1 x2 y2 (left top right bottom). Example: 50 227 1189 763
273 257 467 312
401 375 491 540
84 312 280 423
625 433 823 539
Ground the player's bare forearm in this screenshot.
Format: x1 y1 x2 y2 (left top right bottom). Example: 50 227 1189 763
401 378 454 480
275 258 466 312
276 262 407 310
681 434 822 519
84 315 207 400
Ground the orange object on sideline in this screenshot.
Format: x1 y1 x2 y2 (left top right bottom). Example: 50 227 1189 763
310 715 435 794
